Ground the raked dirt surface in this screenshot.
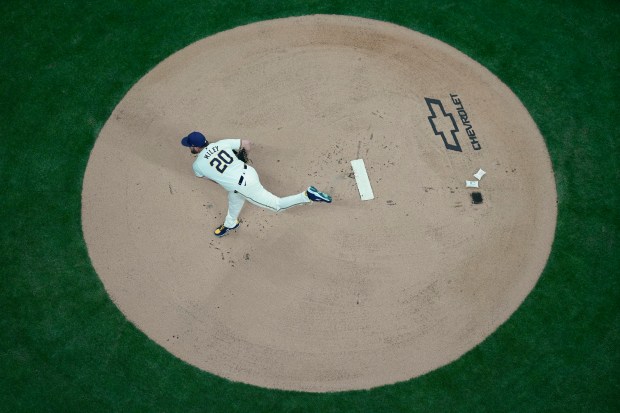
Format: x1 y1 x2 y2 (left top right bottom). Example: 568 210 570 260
82 15 557 392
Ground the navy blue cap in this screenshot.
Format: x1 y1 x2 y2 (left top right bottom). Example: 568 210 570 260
181 131 208 147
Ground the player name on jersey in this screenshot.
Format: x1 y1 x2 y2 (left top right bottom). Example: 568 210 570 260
203 145 219 159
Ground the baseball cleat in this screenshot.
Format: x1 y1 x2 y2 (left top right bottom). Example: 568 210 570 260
306 186 332 203
214 221 240 237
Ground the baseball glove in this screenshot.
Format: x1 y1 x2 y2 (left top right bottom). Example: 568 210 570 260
234 148 250 163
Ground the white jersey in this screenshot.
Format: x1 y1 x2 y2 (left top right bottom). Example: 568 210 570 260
193 139 245 192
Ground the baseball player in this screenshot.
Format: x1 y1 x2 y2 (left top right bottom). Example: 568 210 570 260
181 131 332 237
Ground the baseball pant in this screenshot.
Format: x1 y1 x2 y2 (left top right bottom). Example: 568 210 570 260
223 165 311 228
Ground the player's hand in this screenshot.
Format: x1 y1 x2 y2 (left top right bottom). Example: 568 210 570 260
240 139 252 152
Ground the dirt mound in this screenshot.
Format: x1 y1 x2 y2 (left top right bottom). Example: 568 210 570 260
82 15 557 392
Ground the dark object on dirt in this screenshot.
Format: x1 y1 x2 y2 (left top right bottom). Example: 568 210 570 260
471 192 483 204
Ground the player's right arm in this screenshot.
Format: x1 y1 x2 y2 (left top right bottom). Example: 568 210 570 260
240 139 252 152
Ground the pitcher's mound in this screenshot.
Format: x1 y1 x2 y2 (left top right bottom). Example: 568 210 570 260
82 15 557 392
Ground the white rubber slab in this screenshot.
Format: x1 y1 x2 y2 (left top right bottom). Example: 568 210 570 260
351 159 374 200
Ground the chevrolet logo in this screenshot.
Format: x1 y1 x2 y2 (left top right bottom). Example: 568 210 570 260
424 97 462 152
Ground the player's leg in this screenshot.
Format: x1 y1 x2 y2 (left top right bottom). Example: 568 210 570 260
237 166 331 212
214 191 244 237
224 190 245 226
242 186 310 212
240 183 331 211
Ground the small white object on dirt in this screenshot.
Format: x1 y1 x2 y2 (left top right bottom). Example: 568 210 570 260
465 180 479 188
351 159 374 200
474 168 486 180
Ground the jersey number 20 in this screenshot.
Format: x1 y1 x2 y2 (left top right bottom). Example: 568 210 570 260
209 150 234 173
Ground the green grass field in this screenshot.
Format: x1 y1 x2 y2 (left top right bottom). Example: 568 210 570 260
1 1 618 412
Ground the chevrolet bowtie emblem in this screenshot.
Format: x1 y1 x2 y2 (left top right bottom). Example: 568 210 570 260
424 97 462 152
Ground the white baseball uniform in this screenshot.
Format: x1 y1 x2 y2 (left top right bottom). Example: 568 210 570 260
192 139 311 228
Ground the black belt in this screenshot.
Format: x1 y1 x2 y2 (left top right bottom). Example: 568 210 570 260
238 164 248 185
